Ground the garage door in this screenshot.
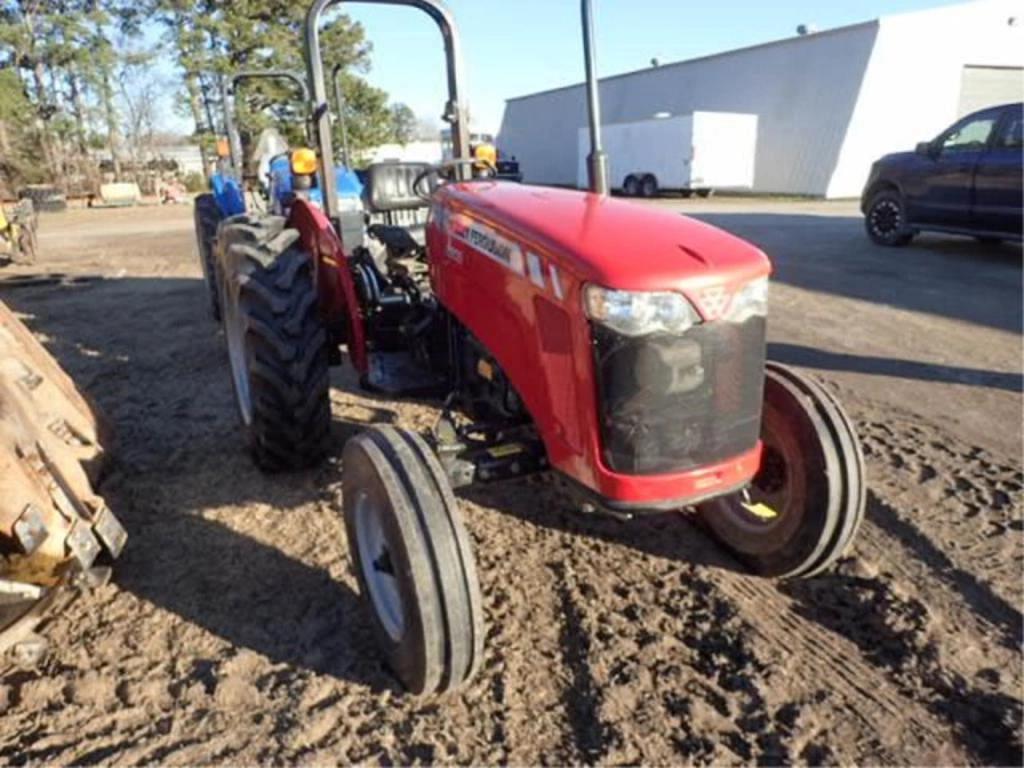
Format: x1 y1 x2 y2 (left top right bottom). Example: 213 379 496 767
957 66 1023 117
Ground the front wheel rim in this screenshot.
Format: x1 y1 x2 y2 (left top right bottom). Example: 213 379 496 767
870 199 902 237
713 410 808 550
354 490 405 642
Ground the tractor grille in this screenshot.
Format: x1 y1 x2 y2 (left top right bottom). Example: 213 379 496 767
591 318 765 475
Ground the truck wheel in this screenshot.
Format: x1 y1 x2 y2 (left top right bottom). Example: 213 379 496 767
640 174 659 198
699 362 865 579
696 188 714 199
865 190 913 246
221 225 330 471
343 425 484 695
623 175 641 197
193 194 222 320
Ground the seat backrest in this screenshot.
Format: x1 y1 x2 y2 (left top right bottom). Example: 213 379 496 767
363 161 431 213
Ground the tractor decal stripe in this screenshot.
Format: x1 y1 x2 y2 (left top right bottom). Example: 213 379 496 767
526 252 545 289
450 213 525 275
549 265 564 299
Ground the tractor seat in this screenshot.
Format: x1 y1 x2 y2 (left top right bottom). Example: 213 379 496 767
363 162 432 251
363 161 431 215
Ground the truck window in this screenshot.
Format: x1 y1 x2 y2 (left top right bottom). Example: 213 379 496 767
940 116 997 153
997 114 1023 149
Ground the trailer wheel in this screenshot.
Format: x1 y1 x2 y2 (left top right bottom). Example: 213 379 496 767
193 194 223 320
221 225 330 471
699 362 865 579
343 426 484 695
640 174 659 198
865 189 913 246
696 188 714 198
623 175 641 197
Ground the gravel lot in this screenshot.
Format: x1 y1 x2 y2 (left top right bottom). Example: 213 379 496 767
0 198 1020 765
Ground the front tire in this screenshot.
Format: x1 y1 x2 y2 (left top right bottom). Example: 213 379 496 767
343 426 484 694
699 362 866 579
623 175 641 197
865 189 913 246
221 223 330 471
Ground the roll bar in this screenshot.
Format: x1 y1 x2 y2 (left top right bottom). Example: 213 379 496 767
221 70 311 174
581 0 608 195
305 0 470 220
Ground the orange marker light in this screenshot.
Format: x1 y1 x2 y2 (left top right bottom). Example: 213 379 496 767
291 148 318 175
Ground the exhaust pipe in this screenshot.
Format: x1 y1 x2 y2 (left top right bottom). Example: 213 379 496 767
581 0 609 195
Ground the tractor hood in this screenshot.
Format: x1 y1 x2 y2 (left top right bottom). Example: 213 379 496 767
441 182 770 292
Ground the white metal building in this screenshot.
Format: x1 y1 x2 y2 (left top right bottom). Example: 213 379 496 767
497 0 1024 198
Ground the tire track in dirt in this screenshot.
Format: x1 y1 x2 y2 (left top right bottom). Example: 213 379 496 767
525 505 842 764
782 564 1023 766
549 560 619 764
461 482 599 765
858 416 1023 647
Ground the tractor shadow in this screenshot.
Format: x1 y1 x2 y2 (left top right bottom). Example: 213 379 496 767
460 478 749 576
2 275 401 691
108 505 393 690
767 341 1022 392
780 545 1024 767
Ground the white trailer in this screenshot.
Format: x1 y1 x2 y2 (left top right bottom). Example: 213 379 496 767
577 112 758 196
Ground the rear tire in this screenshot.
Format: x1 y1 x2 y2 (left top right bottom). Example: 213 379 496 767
623 175 641 197
221 223 330 471
343 426 484 694
640 174 658 198
699 362 865 579
696 188 714 199
865 189 913 246
194 194 223 320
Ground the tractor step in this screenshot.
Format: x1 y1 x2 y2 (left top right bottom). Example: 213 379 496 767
363 351 447 397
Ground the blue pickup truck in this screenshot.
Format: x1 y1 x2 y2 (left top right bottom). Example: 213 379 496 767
861 102 1022 246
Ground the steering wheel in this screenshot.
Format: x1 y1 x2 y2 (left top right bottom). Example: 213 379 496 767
413 158 497 201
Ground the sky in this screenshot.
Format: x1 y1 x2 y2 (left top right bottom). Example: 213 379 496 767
153 0 972 137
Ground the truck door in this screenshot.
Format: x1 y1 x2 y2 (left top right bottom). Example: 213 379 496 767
972 105 1023 237
912 109 1000 227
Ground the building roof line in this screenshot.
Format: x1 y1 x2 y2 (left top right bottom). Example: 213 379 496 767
504 18 879 104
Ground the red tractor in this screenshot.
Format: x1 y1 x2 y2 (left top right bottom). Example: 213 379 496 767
210 0 865 695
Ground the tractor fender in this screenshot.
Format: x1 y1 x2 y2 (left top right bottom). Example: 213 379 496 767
286 199 369 374
211 173 246 217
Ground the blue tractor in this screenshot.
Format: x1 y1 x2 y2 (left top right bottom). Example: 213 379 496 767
193 69 363 321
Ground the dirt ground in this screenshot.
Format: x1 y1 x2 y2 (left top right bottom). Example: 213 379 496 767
0 200 1021 765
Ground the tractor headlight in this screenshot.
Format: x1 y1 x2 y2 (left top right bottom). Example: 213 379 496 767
725 277 768 323
583 285 700 337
